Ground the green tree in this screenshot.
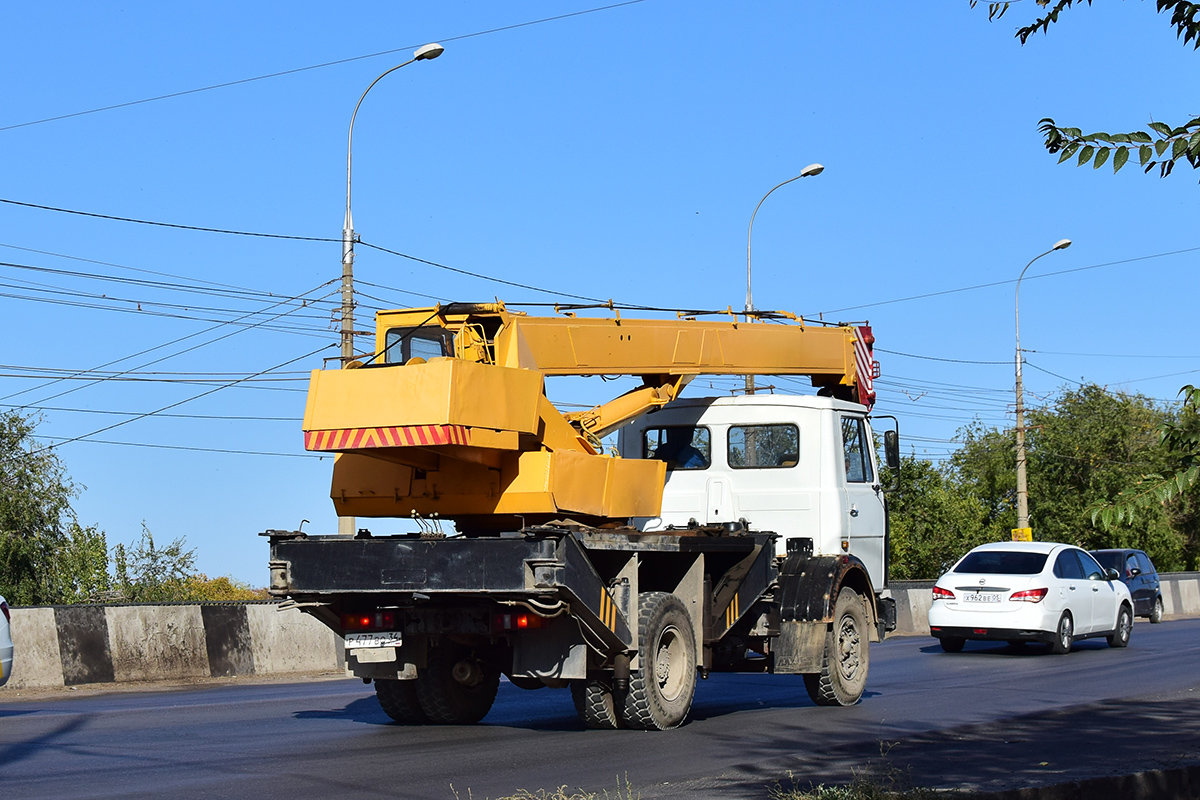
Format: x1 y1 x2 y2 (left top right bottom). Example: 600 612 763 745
888 456 992 579
0 411 109 604
977 0 1200 176
945 384 1187 569
1092 384 1200 568
112 524 198 603
47 523 112 604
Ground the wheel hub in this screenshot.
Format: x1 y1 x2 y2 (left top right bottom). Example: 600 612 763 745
837 616 861 680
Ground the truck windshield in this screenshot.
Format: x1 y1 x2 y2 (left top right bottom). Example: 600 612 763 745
383 327 453 364
954 551 1048 575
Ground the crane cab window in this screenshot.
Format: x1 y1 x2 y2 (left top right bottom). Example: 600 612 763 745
383 327 453 364
643 426 710 470
728 424 799 469
840 417 874 483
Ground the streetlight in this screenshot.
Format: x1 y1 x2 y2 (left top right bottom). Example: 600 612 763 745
1014 237 1072 537
743 163 824 394
338 42 443 536
341 42 444 367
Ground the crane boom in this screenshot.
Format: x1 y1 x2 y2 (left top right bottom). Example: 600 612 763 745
302 302 876 529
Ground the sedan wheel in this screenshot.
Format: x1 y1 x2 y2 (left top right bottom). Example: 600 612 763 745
1149 596 1164 624
1107 605 1132 648
1048 612 1073 655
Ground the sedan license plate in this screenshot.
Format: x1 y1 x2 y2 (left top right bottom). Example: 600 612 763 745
344 631 402 648
964 592 1001 603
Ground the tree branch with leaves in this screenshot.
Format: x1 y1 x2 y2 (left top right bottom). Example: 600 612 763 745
976 0 1200 176
1092 385 1200 531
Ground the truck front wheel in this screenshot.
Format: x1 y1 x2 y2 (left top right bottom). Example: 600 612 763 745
803 589 869 707
622 592 697 730
415 643 500 724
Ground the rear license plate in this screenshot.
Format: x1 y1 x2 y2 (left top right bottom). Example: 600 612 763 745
344 632 402 648
964 593 1001 603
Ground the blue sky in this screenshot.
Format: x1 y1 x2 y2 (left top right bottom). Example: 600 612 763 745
2 2 1196 586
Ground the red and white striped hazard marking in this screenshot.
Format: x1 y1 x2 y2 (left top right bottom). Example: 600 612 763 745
854 327 878 409
304 424 469 451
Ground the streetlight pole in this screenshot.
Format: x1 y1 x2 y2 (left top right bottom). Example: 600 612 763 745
1014 238 1072 536
338 42 443 536
744 163 824 395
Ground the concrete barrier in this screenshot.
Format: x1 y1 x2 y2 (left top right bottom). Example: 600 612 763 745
1 602 341 692
3 573 1198 692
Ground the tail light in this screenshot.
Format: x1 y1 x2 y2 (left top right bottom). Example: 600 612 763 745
932 586 954 601
1 600 9 622
1010 588 1048 603
494 612 544 632
340 610 396 631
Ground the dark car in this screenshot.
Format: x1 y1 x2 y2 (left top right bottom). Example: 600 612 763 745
1091 549 1163 623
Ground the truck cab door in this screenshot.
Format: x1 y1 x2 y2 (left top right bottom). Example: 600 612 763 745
840 415 886 588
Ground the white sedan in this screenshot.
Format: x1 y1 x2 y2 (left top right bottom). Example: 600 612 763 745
0 595 11 686
928 541 1133 654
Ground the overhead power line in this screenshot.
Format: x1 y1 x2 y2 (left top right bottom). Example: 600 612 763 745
2 402 300 422
35 343 334 454
357 239 611 303
0 198 339 242
0 200 626 304
2 280 337 406
35 434 324 459
0 1 650 133
876 347 1009 366
809 244 1200 317
0 241 324 302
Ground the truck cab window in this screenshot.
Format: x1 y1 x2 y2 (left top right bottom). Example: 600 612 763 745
728 424 799 469
384 327 453 364
643 426 710 470
840 417 873 484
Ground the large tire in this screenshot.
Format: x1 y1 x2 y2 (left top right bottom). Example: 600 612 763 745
415 643 500 724
804 589 870 706
622 592 698 730
374 678 427 724
1149 596 1164 624
1108 604 1133 648
939 637 965 653
1048 612 1073 655
570 676 625 729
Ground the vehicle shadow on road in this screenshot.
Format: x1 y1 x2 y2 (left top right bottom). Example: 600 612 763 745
917 639 1114 656
701 690 1200 798
0 715 87 768
290 675 849 732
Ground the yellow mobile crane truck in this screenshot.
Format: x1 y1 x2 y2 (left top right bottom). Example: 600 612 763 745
266 302 899 729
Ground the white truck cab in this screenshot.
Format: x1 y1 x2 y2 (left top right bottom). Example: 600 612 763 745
622 394 891 591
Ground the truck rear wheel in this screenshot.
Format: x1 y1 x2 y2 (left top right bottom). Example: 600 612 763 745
415 643 500 724
803 589 869 707
374 678 427 724
622 592 697 730
570 676 625 729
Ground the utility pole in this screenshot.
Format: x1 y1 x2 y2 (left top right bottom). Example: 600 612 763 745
1014 238 1072 536
337 42 444 535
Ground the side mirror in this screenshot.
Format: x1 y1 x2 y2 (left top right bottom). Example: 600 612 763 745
1129 568 1141 577
1105 568 1120 581
884 430 900 470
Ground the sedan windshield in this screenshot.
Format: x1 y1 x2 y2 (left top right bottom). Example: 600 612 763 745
954 551 1048 575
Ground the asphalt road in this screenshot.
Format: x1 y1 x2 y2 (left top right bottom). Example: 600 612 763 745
2 618 1199 800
